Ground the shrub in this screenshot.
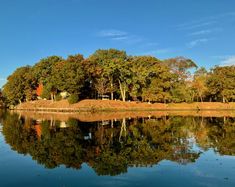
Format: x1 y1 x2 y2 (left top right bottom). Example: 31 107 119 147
68 94 79 104
55 94 62 101
40 87 51 100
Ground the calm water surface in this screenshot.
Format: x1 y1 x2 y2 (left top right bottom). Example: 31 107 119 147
0 110 235 187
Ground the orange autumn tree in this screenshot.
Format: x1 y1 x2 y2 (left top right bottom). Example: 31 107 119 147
36 83 43 97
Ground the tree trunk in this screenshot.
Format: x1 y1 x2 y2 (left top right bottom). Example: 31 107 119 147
111 82 114 100
123 87 126 102
192 92 195 102
111 92 114 100
51 93 54 101
222 96 225 103
118 79 126 102
199 93 203 103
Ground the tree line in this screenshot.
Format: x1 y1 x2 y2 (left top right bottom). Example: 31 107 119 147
1 49 235 105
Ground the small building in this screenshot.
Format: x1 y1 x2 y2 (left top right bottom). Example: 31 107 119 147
98 94 109 100
60 91 70 99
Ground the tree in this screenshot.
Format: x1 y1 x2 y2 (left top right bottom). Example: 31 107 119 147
3 66 37 105
133 57 173 102
87 49 128 100
164 57 198 103
94 77 111 97
207 66 235 102
129 56 162 101
4 48 235 104
33 56 64 100
0 89 5 108
164 57 198 80
192 67 208 102
115 57 131 101
52 54 85 96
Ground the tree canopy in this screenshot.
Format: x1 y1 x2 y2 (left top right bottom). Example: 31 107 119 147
2 49 235 105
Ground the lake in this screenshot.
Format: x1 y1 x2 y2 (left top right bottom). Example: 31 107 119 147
0 110 235 187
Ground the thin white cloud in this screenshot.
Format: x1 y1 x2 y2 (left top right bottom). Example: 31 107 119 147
187 21 216 30
177 11 235 30
187 38 209 48
214 11 235 19
220 56 235 66
141 49 170 56
111 36 129 41
98 29 127 37
177 21 216 30
0 78 6 81
212 55 232 59
189 28 222 36
144 42 159 47
111 35 143 44
97 29 143 44
189 29 212 36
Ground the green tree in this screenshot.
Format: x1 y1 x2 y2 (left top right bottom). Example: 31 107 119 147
207 66 235 102
192 67 208 102
128 56 162 101
164 57 198 103
0 89 5 108
3 66 37 105
116 57 132 101
87 49 128 100
33 56 64 100
140 60 173 102
52 54 85 96
170 82 193 103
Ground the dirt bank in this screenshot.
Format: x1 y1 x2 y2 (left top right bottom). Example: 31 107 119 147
13 110 235 122
14 99 235 112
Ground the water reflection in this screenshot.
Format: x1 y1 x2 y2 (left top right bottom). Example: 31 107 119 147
1 111 235 176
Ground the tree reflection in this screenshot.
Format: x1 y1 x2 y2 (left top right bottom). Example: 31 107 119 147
1 111 235 176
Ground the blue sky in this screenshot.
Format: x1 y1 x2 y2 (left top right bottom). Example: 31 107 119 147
1 0 235 88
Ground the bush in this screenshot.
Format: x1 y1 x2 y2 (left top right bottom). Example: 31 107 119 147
55 94 62 101
68 94 79 104
40 87 51 100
